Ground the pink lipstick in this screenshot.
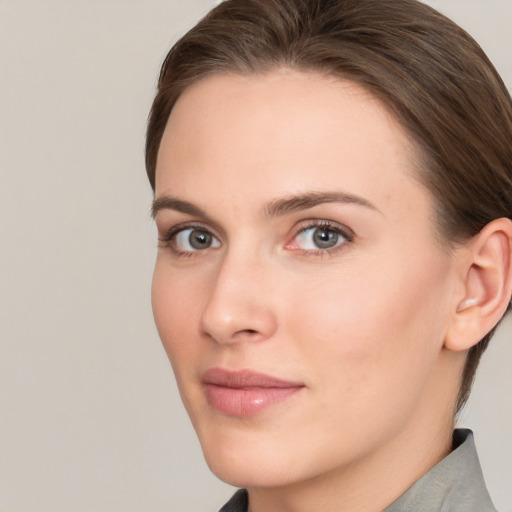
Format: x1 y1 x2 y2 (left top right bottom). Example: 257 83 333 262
202 368 304 417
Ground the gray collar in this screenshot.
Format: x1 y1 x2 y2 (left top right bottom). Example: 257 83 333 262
384 429 496 512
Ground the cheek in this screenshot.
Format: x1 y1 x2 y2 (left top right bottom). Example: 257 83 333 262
283 252 450 400
151 264 203 374
151 263 217 426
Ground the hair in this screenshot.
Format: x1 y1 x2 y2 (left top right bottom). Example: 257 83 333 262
145 0 512 412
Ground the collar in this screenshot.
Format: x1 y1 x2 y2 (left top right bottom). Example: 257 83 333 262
384 429 496 512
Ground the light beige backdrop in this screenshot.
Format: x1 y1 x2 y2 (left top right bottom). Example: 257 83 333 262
1 1 511 511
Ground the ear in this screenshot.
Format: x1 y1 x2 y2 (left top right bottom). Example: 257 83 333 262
445 218 512 352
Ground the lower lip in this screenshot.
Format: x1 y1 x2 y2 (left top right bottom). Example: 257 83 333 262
204 384 303 416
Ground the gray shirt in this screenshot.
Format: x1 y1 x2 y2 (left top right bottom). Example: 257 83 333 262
219 429 496 512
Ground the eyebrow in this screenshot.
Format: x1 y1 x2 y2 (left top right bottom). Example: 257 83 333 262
151 196 208 219
264 191 381 217
151 190 381 219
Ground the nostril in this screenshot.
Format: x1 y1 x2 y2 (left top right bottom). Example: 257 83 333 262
232 328 260 339
230 328 263 342
200 296 278 344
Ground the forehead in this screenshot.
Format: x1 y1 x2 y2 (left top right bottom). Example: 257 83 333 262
155 69 429 221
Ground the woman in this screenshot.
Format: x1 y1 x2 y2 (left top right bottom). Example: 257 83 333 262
145 0 512 510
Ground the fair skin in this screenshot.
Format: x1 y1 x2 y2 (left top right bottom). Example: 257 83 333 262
151 70 512 512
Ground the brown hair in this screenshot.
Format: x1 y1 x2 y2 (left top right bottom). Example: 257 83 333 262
145 0 512 411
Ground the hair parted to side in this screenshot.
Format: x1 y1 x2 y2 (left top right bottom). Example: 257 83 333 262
146 0 512 411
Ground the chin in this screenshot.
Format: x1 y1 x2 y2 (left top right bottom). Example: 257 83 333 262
205 451 296 489
196 425 303 488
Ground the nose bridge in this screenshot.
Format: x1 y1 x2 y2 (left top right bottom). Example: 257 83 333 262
200 243 277 344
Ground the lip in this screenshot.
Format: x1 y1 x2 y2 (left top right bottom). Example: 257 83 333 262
201 368 305 417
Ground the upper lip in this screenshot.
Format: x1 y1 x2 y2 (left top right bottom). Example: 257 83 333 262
201 368 304 389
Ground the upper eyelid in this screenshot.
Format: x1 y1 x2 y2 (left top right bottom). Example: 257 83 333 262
158 218 355 248
158 222 221 247
156 215 227 242
291 219 354 239
158 220 217 236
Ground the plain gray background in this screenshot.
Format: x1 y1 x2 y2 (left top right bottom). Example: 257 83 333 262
1 1 511 511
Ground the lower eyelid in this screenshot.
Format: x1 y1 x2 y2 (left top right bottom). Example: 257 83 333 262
158 221 352 255
288 222 353 248
159 225 222 255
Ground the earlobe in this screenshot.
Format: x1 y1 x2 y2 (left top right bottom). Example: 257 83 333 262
445 218 512 352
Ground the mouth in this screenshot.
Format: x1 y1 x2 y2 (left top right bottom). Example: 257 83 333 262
201 368 305 417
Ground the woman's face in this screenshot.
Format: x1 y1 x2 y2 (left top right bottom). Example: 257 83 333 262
152 70 462 489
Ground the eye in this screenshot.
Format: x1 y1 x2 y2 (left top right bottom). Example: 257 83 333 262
160 226 221 253
288 222 351 252
175 228 220 251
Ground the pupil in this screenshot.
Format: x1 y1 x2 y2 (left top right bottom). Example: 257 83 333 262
313 228 338 249
189 230 212 250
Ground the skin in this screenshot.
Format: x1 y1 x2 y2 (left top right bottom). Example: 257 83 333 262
151 70 475 512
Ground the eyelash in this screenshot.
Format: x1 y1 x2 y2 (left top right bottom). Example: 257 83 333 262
158 222 216 257
158 220 353 258
285 221 353 258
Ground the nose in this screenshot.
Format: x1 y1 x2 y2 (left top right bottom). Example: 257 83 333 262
199 253 278 345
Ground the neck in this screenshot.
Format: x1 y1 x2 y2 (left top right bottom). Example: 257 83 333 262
248 424 453 512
